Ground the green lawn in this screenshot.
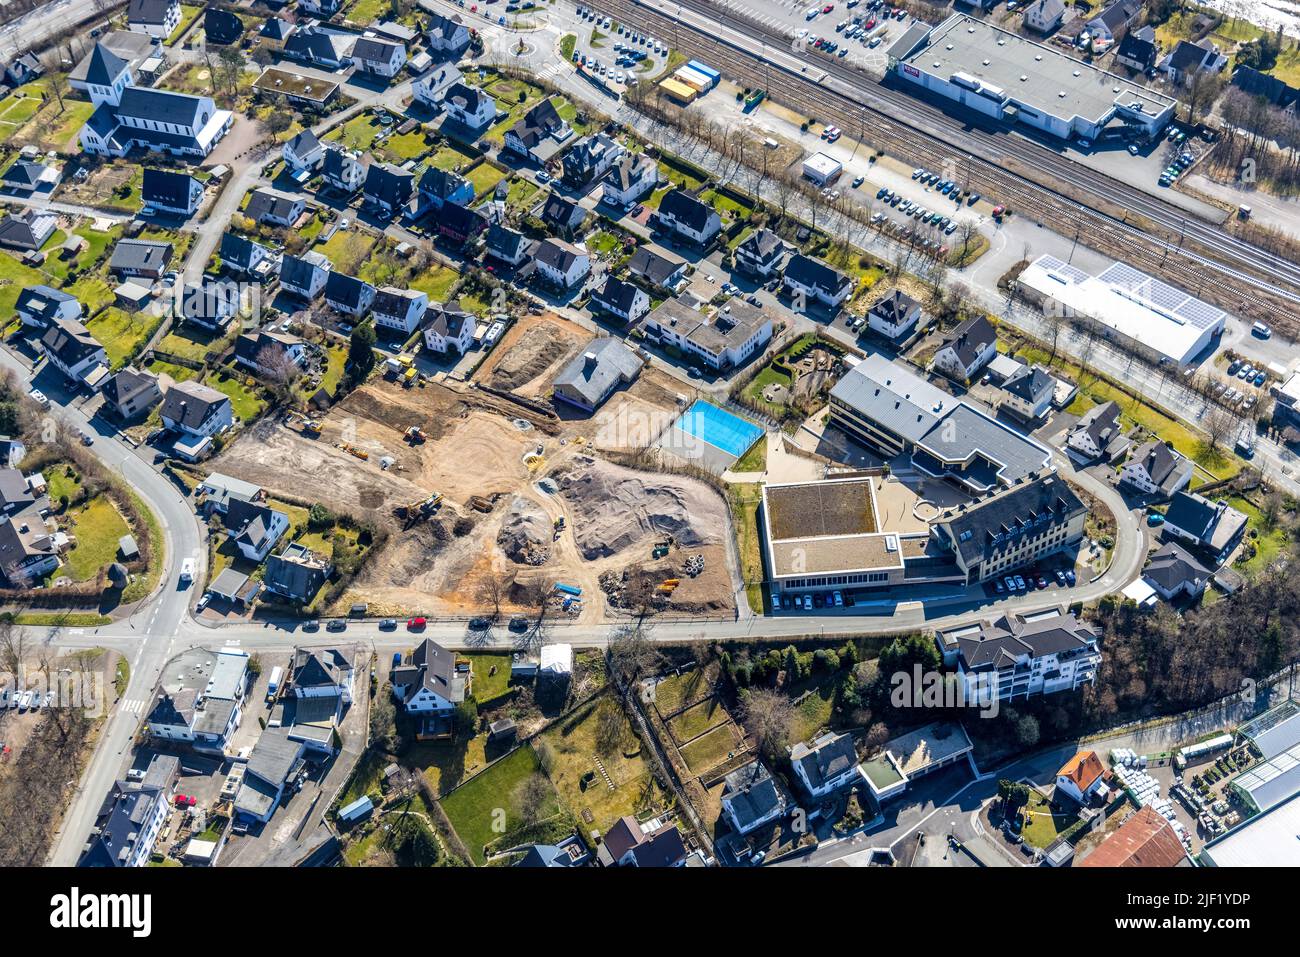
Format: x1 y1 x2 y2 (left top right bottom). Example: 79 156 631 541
503 176 540 211
651 664 717 715
727 483 764 614
169 4 204 45
316 228 377 274
441 745 557 865
86 307 165 370
559 34 577 61
344 0 392 24
466 162 507 198
1227 494 1289 578
1019 791 1079 849
208 373 267 422
62 496 131 582
379 129 433 163
326 114 386 152
667 697 729 743
786 672 839 743
409 263 460 300
35 99 95 151
733 435 767 473
319 343 349 395
426 142 478 172
0 250 54 316
42 223 121 284
65 276 115 314
45 464 82 506
466 654 511 704
679 723 741 774
156 325 217 362
146 357 199 383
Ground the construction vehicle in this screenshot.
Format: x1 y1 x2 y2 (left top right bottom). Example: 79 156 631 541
394 491 443 520
652 545 669 559
405 426 427 444
403 366 418 388
337 443 369 460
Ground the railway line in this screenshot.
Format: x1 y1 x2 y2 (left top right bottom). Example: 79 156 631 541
591 0 1300 330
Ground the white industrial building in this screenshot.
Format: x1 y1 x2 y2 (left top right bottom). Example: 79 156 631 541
890 14 1176 142
1016 255 1226 367
801 152 842 187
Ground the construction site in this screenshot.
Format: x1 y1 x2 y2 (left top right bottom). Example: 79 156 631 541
209 313 737 621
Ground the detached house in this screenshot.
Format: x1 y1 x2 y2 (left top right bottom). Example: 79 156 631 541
790 732 864 799
127 0 181 39
283 129 325 173
1143 540 1213 602
427 13 472 57
1115 30 1159 73
391 639 470 740
290 647 355 706
656 188 721 246
562 132 624 188
1120 440 1192 498
363 163 415 216
532 238 591 290
0 209 56 251
1056 749 1109 804
733 228 785 279
234 329 307 378
246 187 305 228
0 511 59 587
995 363 1055 423
372 287 429 335
422 301 477 355
351 37 406 78
627 245 688 293
225 499 290 563
220 232 274 279
321 146 367 194
1022 0 1065 34
1085 0 1142 45
435 201 488 246
590 277 649 324
484 222 530 267
109 238 172 279
142 168 203 217
324 272 376 317
867 288 922 341
1162 490 1248 566
1066 399 1125 461
40 318 108 386
283 24 355 70
16 286 81 330
1162 38 1227 86
598 816 688 868
783 253 853 310
100 366 162 420
412 62 462 107
552 338 643 413
603 154 658 208
280 251 331 300
264 542 331 604
417 166 474 212
932 314 997 381
159 379 233 442
442 82 497 131
539 192 586 236
503 98 571 164
721 760 790 836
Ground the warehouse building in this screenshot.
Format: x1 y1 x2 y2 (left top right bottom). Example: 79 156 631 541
890 14 1176 142
1016 255 1226 367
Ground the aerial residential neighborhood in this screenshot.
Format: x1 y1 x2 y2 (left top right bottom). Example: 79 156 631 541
0 0 1295 919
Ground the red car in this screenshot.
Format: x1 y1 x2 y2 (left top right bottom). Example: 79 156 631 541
865 17 876 28
822 3 833 12
407 617 427 630
173 794 196 807
992 204 1006 217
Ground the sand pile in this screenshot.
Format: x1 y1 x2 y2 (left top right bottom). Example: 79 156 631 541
497 496 553 565
558 457 726 560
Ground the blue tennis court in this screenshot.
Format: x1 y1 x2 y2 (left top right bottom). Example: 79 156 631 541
677 400 763 458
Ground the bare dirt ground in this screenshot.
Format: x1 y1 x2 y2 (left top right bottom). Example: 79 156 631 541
212 360 727 619
476 312 591 398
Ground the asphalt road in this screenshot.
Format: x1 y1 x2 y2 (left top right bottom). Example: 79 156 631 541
0 0 114 62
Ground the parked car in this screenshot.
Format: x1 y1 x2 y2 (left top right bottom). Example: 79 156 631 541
509 616 529 632
126 768 146 782
407 617 427 630
28 388 48 408
379 619 397 630
173 794 197 808
326 619 346 632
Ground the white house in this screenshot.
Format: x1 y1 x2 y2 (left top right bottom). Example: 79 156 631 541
127 0 181 39
412 62 462 107
590 277 650 324
142 168 203 216
867 288 922 341
427 13 472 56
226 500 290 562
603 154 658 208
931 314 997 381
245 187 305 228
995 363 1055 422
1066 400 1124 461
390 638 468 714
234 329 307 377
280 252 331 300
158 380 234 438
146 648 248 752
720 760 789 836
1055 750 1109 804
733 228 785 279
16 285 82 330
442 82 496 130
783 254 853 310
282 129 324 172
371 286 429 335
324 272 376 317
351 37 406 78
290 647 355 705
423 303 476 355
789 732 864 799
320 146 367 194
1022 0 1065 34
532 238 591 290
1119 440 1193 497
656 188 721 245
40 318 107 385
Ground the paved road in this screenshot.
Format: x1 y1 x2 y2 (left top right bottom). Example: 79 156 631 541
0 0 116 61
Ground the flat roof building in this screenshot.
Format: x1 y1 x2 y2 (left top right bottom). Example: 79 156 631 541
892 14 1176 141
1201 792 1300 866
1017 255 1226 366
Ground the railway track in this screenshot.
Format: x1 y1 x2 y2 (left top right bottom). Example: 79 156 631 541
591 0 1300 329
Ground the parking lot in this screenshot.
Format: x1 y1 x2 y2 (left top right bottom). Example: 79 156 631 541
712 0 918 74
571 6 670 91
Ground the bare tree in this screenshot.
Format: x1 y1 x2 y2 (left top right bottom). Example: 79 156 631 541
606 623 661 696
255 345 299 406
513 773 551 825
738 687 795 760
1203 403 1239 454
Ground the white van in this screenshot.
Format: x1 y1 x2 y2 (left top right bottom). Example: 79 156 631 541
179 558 195 585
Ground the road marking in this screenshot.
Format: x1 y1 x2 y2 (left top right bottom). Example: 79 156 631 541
121 698 145 715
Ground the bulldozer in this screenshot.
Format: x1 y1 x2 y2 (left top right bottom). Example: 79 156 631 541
394 491 443 521
405 426 427 444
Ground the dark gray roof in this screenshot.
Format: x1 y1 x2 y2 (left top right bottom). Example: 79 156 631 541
1071 400 1122 450
41 317 103 369
101 366 159 410
260 17 294 40
2 161 49 188
721 760 787 830
553 337 642 408
419 165 471 202
627 245 685 286
1116 31 1158 67
736 228 783 265
245 187 301 223
79 782 165 866
244 726 303 788
204 7 244 44
949 610 1097 672
264 542 329 602
0 508 56 571
533 237 586 273
395 638 465 705
1092 0 1141 31
287 128 320 156
142 168 196 210
110 238 173 274
352 37 403 63
784 254 850 296
830 353 951 445
128 0 175 26
1232 65 1299 107
424 301 474 338
325 271 373 309
280 251 330 291
15 285 78 324
485 222 527 260
790 732 857 792
444 81 489 114
1144 541 1212 593
1126 440 1188 491
541 192 584 229
936 474 1085 565
227 499 287 553
869 288 921 326
1163 490 1246 552
117 87 207 128
658 188 714 231
592 277 643 315
1167 39 1214 73
0 209 56 250
292 646 353 691
220 231 266 272
939 314 997 369
363 162 415 207
158 379 229 430
1000 363 1053 402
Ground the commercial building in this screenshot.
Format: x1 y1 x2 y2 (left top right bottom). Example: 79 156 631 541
801 152 842 186
1017 255 1227 367
829 354 1051 493
1079 805 1192 867
890 14 1176 142
146 648 249 752
1201 792 1300 866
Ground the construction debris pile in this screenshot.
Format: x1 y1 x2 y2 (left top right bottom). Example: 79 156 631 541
497 496 553 566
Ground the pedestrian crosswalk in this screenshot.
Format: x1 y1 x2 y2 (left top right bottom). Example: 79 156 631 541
120 698 146 715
